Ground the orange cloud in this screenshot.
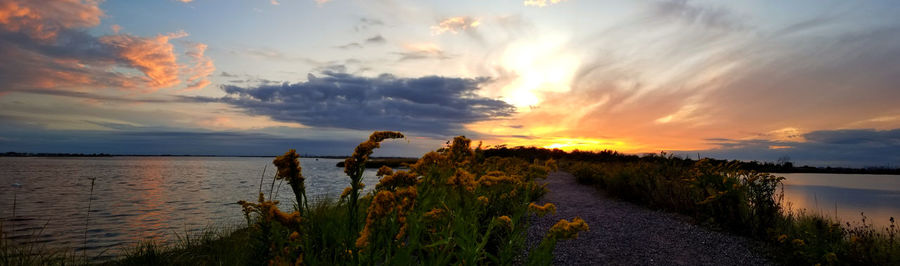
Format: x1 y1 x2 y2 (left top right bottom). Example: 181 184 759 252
183 42 216 91
431 16 480 35
100 31 188 89
0 0 103 41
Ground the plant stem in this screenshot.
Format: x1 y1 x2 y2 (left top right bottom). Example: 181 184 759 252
83 177 96 260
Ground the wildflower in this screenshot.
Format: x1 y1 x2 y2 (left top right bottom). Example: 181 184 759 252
376 170 418 191
791 238 805 247
410 151 448 175
496 215 513 229
274 149 306 213
777 234 788 243
393 186 417 240
340 186 353 199
424 208 446 221
345 131 404 178
448 136 474 164
356 191 396 248
478 171 519 187
824 252 837 263
447 169 477 192
289 231 301 241
544 158 558 172
529 202 557 217
548 217 589 240
376 165 394 177
476 196 489 205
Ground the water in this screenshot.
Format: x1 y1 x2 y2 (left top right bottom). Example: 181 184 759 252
0 157 380 261
781 173 900 228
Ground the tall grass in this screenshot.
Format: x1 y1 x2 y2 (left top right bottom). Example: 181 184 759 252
230 133 585 265
567 155 900 265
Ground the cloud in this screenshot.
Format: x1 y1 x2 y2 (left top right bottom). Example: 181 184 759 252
394 43 452 61
354 17 384 32
335 34 386 49
688 129 900 168
0 0 104 41
431 16 480 35
196 72 515 136
99 31 187 89
314 0 331 6
523 0 565 7
0 0 211 93
647 0 747 31
183 42 215 90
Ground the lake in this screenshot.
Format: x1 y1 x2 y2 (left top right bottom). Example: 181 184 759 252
2 157 899 261
781 173 900 229
0 157 380 261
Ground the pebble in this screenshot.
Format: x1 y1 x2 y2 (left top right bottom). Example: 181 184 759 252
524 172 773 265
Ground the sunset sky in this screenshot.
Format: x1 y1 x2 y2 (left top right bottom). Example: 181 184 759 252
1 0 899 167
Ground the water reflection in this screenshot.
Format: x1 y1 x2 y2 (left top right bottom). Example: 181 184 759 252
0 157 379 261
781 173 900 229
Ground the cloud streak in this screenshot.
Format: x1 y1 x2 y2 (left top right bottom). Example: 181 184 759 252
688 129 900 168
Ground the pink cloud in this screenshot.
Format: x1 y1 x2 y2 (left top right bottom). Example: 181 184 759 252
0 0 103 41
100 31 187 89
183 42 216 91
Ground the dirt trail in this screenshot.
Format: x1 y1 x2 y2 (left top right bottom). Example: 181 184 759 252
526 172 772 265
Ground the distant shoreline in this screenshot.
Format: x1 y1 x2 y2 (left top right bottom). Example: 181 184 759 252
0 152 415 160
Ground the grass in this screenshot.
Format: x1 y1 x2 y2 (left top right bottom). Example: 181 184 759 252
566 153 900 265
2 133 587 265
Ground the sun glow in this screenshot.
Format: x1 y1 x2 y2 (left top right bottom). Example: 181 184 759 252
498 38 579 107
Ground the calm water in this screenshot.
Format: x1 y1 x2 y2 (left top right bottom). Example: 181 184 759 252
0 157 380 260
781 173 900 228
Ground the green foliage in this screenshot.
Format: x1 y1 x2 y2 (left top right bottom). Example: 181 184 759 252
567 155 900 265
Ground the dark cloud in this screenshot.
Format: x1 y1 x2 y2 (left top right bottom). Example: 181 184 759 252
354 17 384 32
684 129 900 168
335 34 387 49
194 72 515 137
365 35 386 44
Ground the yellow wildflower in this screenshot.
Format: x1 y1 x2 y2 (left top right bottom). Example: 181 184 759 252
447 169 477 192
345 131 404 178
529 202 557 217
792 239 805 247
273 149 306 210
376 165 394 177
777 234 788 243
376 170 418 191
477 196 489 205
824 252 837 263
356 191 396 248
424 208 446 221
496 215 513 229
548 217 589 240
289 231 301 241
340 186 353 199
478 171 519 187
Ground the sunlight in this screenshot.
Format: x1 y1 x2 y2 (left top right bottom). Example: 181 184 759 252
499 38 579 107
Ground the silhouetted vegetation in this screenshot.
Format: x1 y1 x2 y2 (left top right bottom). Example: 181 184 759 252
483 146 900 175
334 158 419 168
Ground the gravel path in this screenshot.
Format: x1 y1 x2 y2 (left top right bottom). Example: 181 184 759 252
526 171 773 265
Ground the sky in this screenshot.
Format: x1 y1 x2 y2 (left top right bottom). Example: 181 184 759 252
1 0 899 167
